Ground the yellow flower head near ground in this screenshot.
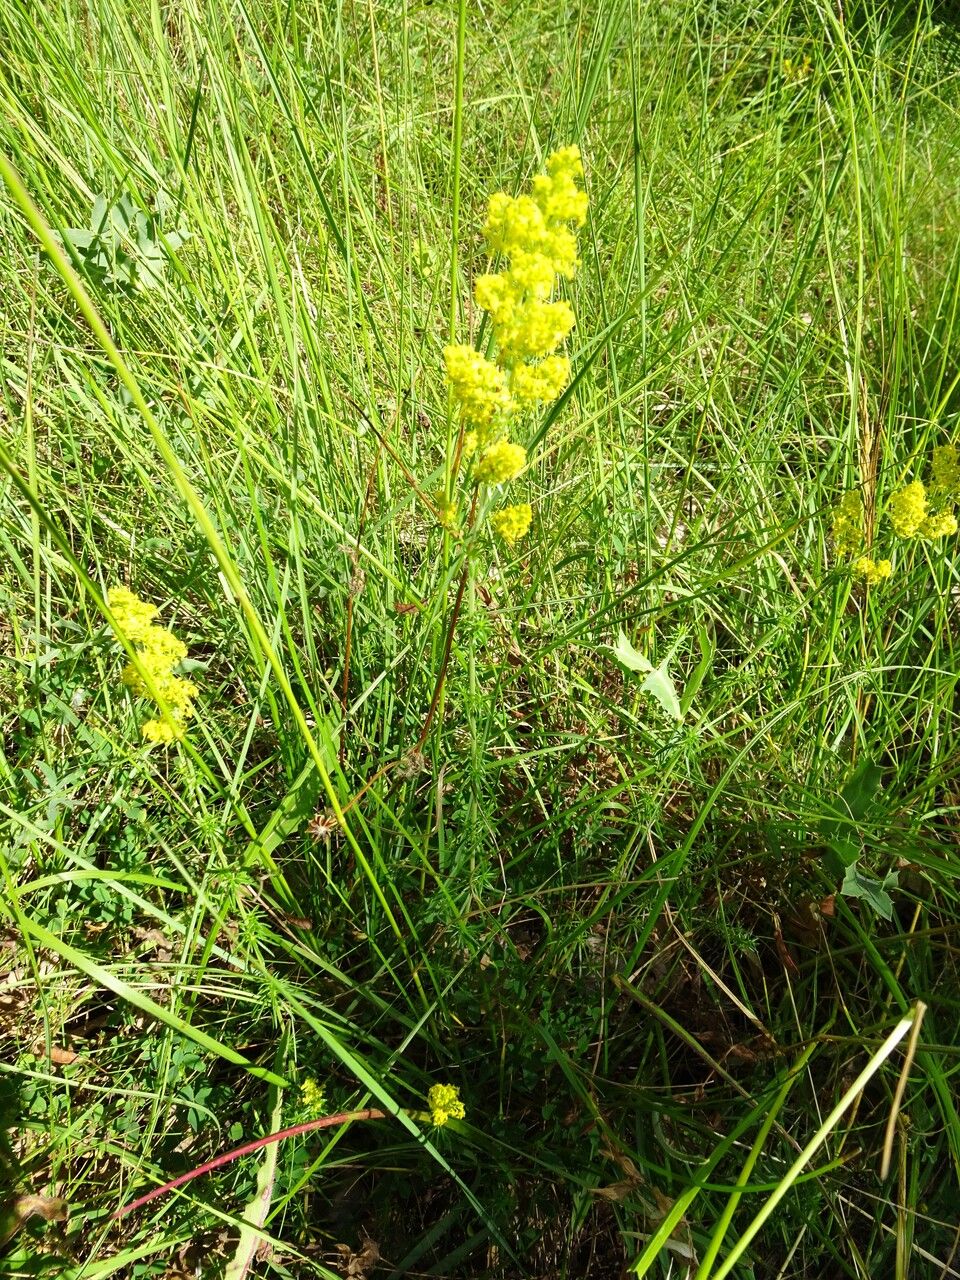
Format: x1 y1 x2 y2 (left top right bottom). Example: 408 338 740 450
299 1078 327 1117
108 585 196 743
782 54 813 83
832 440 958 589
443 146 587 545
426 1083 466 1127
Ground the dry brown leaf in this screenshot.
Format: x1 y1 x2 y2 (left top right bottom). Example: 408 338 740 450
592 1179 640 1203
132 927 176 962
600 1142 642 1183
0 1194 69 1247
47 1045 79 1065
335 1238 380 1279
650 1185 675 1219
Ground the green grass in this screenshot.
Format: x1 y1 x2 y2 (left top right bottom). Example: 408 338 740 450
2 0 960 1275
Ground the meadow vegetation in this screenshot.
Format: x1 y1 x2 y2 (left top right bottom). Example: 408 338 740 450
2 0 960 1275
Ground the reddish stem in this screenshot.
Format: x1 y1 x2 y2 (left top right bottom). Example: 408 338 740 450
113 1108 386 1220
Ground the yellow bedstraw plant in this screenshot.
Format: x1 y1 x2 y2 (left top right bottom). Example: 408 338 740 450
114 1081 465 1218
831 443 959 584
443 145 587 544
108 585 196 743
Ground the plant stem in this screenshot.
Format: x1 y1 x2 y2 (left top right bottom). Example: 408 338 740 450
113 1109 388 1220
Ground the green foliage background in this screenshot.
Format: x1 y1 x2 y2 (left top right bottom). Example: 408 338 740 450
2 0 960 1276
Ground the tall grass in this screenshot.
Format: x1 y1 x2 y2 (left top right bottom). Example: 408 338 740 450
2 0 960 1275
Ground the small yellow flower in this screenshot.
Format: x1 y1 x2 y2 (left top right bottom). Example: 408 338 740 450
491 503 533 545
477 254 554 306
919 509 958 540
532 148 588 229
483 193 549 260
545 143 585 183
782 54 812 83
436 499 459 531
142 717 181 745
109 585 196 743
887 481 928 538
473 440 527 486
853 556 892 586
443 344 513 429
493 298 576 363
300 1078 327 1116
831 490 863 557
426 1083 465 1127
510 355 571 407
932 445 960 496
108 586 159 643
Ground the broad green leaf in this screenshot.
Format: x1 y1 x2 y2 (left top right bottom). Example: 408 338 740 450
841 863 898 921
841 760 885 821
611 631 653 674
611 632 683 721
821 759 884 875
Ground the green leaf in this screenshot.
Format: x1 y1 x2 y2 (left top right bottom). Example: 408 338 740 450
840 863 899 921
611 632 683 721
224 1042 286 1280
840 759 884 822
821 758 884 876
830 838 861 870
611 631 652 673
89 194 110 233
61 228 97 250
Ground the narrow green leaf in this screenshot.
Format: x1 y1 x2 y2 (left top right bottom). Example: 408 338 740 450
3 909 287 1087
224 1047 286 1279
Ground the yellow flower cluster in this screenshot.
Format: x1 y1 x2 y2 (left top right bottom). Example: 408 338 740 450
887 481 928 538
443 345 512 429
426 1083 466 1127
921 509 958 539
299 1077 327 1117
831 491 863 558
490 503 533 545
831 443 959 589
442 146 587 545
932 445 960 495
476 146 585 370
887 476 958 542
473 440 527 487
510 354 571 408
108 585 196 743
853 556 892 586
